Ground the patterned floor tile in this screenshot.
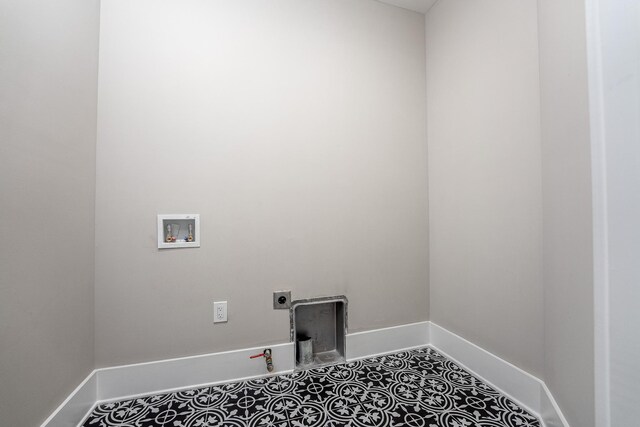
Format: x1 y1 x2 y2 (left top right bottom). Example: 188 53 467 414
81 347 541 427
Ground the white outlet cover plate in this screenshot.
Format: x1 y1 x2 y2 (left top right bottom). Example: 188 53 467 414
213 301 227 323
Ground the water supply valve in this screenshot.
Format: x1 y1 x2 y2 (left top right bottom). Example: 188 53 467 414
250 348 274 372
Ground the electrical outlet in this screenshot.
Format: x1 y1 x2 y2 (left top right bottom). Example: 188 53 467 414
273 290 291 309
213 301 227 323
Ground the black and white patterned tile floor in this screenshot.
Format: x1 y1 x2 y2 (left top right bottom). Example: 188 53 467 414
82 347 540 427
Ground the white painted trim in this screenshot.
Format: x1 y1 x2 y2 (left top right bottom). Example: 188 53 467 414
96 342 294 402
540 381 571 427
346 320 430 360
39 371 97 427
94 321 431 403
43 322 430 426
429 322 541 414
429 322 569 427
43 321 570 427
585 0 611 426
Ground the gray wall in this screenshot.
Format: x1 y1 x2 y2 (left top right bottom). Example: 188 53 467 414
425 0 544 377
538 0 594 427
94 0 429 367
537 1 595 426
0 0 100 426
426 0 596 423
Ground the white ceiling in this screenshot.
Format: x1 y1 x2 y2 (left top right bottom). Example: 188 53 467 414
376 0 438 14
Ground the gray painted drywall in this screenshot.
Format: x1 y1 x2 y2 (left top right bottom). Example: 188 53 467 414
425 0 544 377
0 0 100 426
537 1 595 426
94 0 429 367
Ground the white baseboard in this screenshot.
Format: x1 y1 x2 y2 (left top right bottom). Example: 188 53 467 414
96 342 294 402
346 320 430 360
540 382 571 427
42 320 568 427
429 322 542 414
429 321 569 427
39 372 97 427
92 320 431 405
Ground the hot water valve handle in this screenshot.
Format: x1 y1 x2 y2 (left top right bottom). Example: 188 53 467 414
249 348 274 372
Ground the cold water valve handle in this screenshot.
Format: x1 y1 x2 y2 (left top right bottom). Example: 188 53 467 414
249 348 274 372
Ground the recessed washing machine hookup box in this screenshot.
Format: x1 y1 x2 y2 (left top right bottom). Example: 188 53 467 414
290 296 347 370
